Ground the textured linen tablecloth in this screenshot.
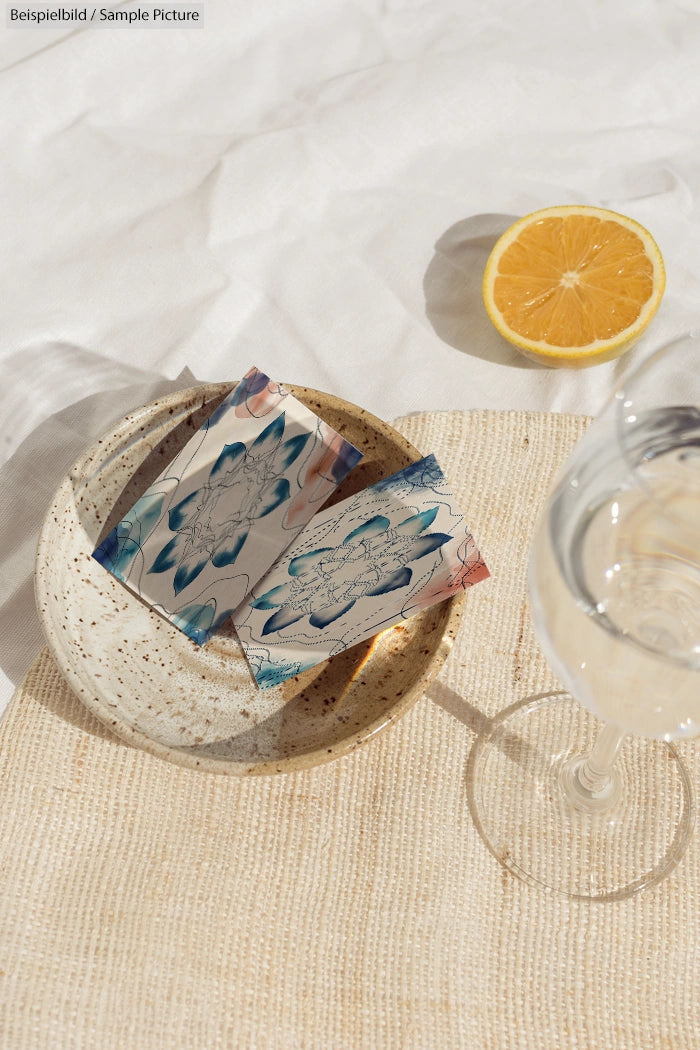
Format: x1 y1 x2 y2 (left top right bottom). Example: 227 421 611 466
1 408 699 1050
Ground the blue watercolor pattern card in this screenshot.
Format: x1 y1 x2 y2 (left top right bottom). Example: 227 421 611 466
232 454 490 688
92 368 363 644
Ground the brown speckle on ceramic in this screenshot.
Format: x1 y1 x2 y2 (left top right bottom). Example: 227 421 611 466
35 384 463 774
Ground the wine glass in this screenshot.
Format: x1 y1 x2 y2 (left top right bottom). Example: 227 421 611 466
469 333 700 901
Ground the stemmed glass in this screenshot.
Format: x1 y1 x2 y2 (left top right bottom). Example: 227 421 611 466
469 333 700 901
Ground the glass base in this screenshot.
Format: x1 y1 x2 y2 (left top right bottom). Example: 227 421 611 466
468 693 695 901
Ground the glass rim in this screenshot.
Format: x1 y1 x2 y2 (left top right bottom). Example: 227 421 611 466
612 332 700 528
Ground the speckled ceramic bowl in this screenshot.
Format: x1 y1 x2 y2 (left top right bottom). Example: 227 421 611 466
35 384 463 774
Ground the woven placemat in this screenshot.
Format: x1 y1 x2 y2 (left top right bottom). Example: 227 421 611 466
1 409 699 1049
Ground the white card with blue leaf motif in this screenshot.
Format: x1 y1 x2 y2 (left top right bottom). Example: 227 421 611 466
232 454 490 688
92 368 363 644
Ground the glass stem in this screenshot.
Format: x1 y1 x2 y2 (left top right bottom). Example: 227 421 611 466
576 724 626 794
561 723 626 813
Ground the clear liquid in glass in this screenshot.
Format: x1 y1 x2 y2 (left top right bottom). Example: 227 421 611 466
530 407 700 741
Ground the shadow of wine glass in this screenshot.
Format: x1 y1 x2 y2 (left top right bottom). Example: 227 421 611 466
423 212 537 368
427 681 569 874
427 680 560 769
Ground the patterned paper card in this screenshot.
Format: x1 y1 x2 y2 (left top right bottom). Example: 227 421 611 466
232 454 489 688
92 368 363 644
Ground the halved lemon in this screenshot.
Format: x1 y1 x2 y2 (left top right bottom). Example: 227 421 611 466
482 205 666 367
